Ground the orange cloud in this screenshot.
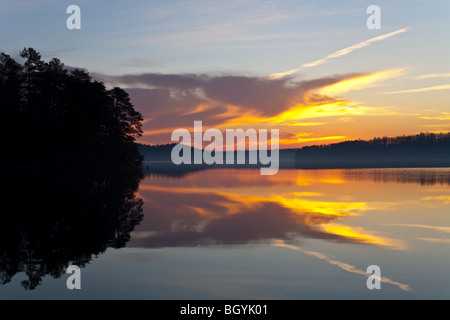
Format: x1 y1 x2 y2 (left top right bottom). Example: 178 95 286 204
278 133 347 145
420 112 450 120
100 67 410 147
316 68 406 96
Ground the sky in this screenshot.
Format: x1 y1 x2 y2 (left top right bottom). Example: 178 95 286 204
1 0 449 148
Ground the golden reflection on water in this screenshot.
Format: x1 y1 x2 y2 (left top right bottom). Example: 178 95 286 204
131 168 450 250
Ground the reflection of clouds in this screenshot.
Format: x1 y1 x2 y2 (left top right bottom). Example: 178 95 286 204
422 196 450 204
271 240 412 292
418 238 450 244
129 173 405 250
387 224 450 245
320 224 406 250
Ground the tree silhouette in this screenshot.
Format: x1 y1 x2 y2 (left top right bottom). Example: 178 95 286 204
1 47 143 170
0 48 145 290
1 164 143 290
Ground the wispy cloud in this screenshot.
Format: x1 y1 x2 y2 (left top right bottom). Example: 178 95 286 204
386 223 450 245
419 238 450 244
422 196 450 205
421 112 450 120
99 71 366 120
316 68 407 96
278 133 347 145
97 67 408 146
415 73 450 80
269 27 409 79
383 84 450 94
386 223 450 233
303 28 409 68
126 0 291 48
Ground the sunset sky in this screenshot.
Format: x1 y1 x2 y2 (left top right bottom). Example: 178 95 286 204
1 0 449 148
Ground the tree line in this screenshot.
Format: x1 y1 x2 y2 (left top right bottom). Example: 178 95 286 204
296 132 450 168
1 48 145 290
301 133 450 150
1 48 143 170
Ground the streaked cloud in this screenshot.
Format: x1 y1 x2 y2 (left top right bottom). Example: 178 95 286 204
420 112 450 120
383 84 450 94
319 224 407 250
387 223 450 245
269 27 409 79
317 68 407 96
126 0 291 48
97 66 412 147
415 73 450 80
303 28 409 68
98 72 361 134
422 196 450 204
279 133 347 145
280 121 325 126
419 238 450 244
386 223 450 233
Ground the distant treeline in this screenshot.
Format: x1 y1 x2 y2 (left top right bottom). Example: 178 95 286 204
139 132 450 169
301 132 450 150
138 143 295 163
295 132 450 168
138 143 178 162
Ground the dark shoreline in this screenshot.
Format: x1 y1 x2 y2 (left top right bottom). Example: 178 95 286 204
142 160 450 172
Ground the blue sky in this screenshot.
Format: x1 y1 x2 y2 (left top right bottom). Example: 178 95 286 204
1 0 449 146
2 0 448 75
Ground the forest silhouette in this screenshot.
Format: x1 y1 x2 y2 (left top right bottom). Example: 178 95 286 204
1 164 143 290
1 48 144 290
138 132 450 172
295 133 450 168
1 48 143 170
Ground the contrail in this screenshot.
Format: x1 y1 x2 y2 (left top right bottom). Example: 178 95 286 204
271 239 412 291
269 27 409 79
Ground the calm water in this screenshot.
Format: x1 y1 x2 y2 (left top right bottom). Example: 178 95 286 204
2 168 450 299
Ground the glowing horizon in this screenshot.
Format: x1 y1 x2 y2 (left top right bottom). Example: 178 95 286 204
2 1 448 148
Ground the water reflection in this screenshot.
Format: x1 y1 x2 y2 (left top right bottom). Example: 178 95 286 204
271 239 412 291
3 166 449 294
0 165 143 290
339 168 450 186
129 168 450 250
133 183 402 249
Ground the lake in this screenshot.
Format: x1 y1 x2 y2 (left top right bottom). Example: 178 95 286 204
1 167 450 299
